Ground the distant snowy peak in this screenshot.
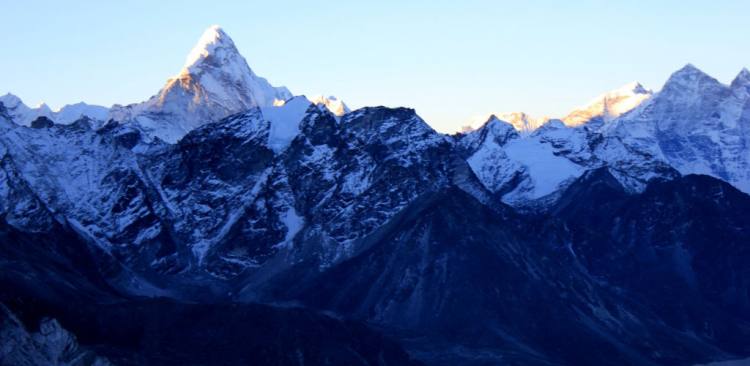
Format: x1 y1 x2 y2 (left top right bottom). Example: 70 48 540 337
665 63 718 85
496 112 549 133
732 67 750 86
307 95 350 116
461 82 652 133
462 112 548 134
0 93 44 126
562 81 653 127
620 64 732 127
54 102 109 124
0 93 108 126
108 25 292 143
484 115 519 134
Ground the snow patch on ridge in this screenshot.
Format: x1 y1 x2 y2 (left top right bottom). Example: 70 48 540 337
263 96 312 153
275 207 304 249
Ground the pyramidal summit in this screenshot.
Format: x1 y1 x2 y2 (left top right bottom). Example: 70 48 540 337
108 25 293 142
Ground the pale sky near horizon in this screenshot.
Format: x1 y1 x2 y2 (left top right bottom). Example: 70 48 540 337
2 0 749 132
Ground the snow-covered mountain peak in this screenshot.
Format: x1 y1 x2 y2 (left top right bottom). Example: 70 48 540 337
735 67 750 82
480 114 516 133
181 25 237 74
34 102 52 112
175 25 290 105
644 64 730 116
308 95 350 116
562 81 653 127
460 114 494 133
663 64 722 91
0 94 109 126
496 112 549 133
625 81 649 94
166 25 292 109
54 102 110 124
731 67 750 94
0 93 23 108
108 25 293 143
0 93 53 126
672 63 705 76
461 112 548 134
601 65 750 194
484 115 521 142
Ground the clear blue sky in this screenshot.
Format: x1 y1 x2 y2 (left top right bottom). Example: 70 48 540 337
2 0 749 132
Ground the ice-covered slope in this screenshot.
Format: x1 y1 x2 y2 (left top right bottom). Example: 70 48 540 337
462 117 586 206
108 25 292 143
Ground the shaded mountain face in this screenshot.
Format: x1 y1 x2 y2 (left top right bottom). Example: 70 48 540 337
0 208 422 366
0 300 422 366
556 170 750 333
550 170 750 364
272 176 750 365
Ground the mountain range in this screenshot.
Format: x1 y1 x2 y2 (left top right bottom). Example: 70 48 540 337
1 25 750 366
